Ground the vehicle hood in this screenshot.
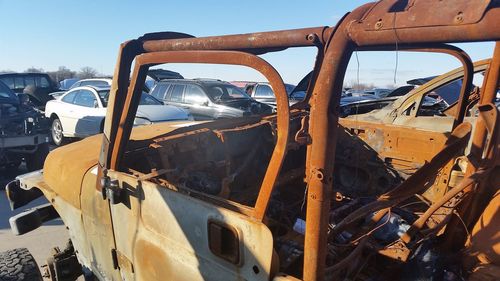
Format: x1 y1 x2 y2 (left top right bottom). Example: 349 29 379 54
340 95 377 105
43 121 201 208
217 99 273 115
136 105 189 122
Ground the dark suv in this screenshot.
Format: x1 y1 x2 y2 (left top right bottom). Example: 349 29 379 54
0 73 59 108
150 79 273 120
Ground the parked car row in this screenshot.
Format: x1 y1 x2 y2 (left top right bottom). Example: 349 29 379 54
151 79 273 120
45 85 192 145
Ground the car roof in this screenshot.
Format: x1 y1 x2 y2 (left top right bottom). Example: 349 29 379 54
70 85 111 92
157 78 230 86
0 72 51 77
78 78 112 82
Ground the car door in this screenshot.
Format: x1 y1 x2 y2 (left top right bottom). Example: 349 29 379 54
150 83 170 102
254 84 276 105
71 89 105 137
57 90 80 135
183 84 215 120
164 83 186 108
106 169 275 281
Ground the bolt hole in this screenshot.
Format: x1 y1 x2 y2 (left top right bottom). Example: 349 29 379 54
316 173 324 180
253 265 260 274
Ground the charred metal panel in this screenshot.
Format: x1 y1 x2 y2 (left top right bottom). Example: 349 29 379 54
362 0 491 31
108 171 274 281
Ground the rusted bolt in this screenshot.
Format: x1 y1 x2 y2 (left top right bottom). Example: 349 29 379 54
455 12 464 23
375 20 383 30
306 33 318 42
311 168 325 181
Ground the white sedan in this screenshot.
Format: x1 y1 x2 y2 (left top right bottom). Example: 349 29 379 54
45 86 191 145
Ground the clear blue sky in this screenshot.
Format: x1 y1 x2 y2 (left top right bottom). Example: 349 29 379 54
0 0 494 86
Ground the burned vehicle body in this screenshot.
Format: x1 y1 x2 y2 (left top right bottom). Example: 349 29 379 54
340 59 490 122
0 81 50 172
5 1 500 281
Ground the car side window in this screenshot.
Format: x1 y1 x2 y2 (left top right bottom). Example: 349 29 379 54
62 91 79 104
254 84 274 98
73 90 98 108
0 78 14 89
184 84 207 105
25 77 36 88
151 84 169 100
168 84 185 102
36 76 50 88
14 77 24 90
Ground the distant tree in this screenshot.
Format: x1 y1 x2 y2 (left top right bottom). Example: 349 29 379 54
345 79 375 90
78 67 98 79
48 66 77 82
0 69 14 74
24 67 44 73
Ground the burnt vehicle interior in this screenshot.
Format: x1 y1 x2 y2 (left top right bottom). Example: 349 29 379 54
104 40 500 280
80 1 500 280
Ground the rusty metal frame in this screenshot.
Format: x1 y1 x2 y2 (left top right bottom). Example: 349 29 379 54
302 1 500 279
357 43 474 127
97 1 500 280
111 50 290 221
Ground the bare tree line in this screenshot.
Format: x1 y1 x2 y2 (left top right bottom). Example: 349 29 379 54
0 66 105 82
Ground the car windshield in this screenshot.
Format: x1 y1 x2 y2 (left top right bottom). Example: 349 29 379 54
205 83 250 103
97 90 110 107
98 91 162 107
0 81 17 103
285 84 295 95
139 93 162 105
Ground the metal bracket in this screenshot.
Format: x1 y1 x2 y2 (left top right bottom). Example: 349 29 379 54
101 170 122 205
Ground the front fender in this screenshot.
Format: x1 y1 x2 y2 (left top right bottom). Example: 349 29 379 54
5 170 45 210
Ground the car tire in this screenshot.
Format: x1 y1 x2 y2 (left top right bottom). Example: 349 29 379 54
25 143 49 171
51 118 66 146
0 248 43 281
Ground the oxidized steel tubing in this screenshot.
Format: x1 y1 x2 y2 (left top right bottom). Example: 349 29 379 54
142 27 333 53
400 168 491 244
329 122 471 240
347 5 500 46
357 44 474 127
303 4 374 280
103 40 142 170
105 32 196 170
443 44 500 247
468 43 500 169
108 50 290 221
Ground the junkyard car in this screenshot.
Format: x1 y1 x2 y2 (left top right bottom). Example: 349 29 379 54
3 1 500 281
45 86 191 145
0 72 59 108
243 82 297 106
150 79 273 120
69 78 112 89
0 81 49 172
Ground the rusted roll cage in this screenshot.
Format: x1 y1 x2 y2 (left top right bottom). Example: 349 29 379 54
100 1 500 280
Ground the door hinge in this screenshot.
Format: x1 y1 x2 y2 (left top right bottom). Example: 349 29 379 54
100 169 122 205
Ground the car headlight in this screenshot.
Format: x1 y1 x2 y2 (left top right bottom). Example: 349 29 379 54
133 117 152 126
